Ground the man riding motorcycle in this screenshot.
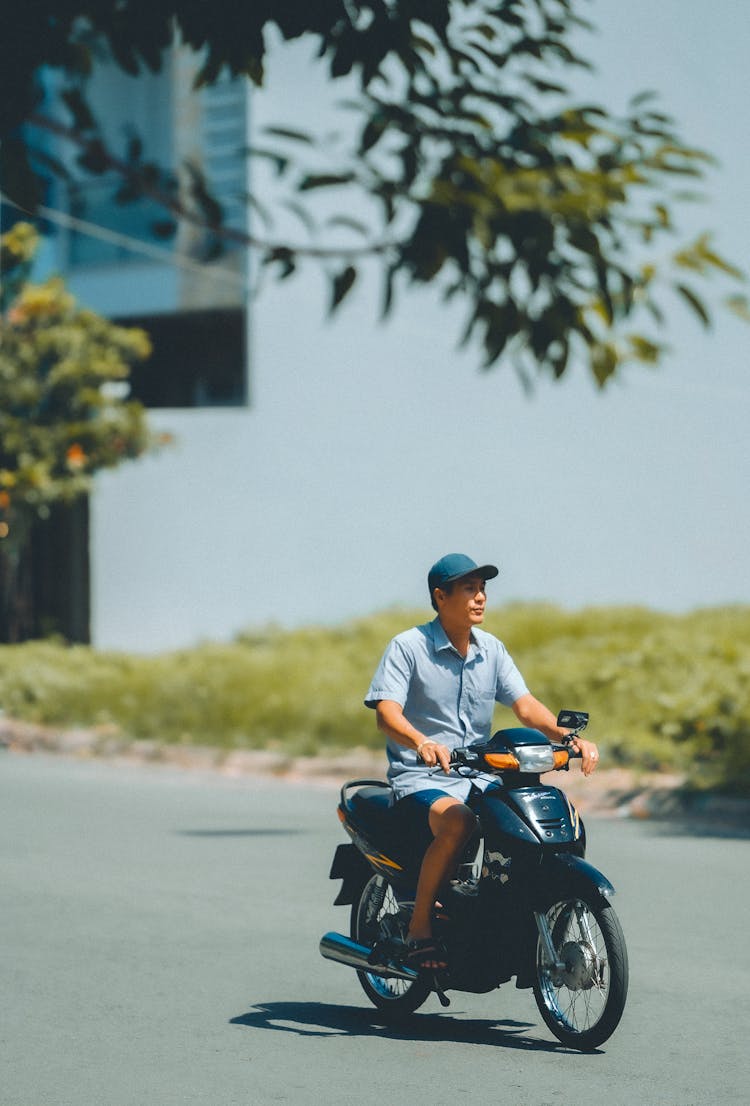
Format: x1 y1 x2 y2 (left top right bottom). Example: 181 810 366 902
364 553 599 972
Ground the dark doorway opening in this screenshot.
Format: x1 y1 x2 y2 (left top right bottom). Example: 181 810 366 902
31 499 90 643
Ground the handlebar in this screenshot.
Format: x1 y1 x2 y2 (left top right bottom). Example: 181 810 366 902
448 747 481 769
449 738 584 774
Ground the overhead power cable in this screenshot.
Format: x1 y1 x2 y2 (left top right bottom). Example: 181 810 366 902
0 193 248 291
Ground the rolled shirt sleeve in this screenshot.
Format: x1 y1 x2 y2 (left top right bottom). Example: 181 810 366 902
364 638 413 709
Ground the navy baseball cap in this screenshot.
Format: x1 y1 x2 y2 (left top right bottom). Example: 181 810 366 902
427 553 499 597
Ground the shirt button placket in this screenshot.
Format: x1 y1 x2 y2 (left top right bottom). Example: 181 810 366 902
457 655 469 741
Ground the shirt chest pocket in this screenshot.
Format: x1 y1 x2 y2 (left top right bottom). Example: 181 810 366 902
464 687 496 729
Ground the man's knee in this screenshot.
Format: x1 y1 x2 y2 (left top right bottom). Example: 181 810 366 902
429 800 477 844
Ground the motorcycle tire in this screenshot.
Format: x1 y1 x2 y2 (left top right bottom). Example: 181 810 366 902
351 874 431 1017
533 892 628 1051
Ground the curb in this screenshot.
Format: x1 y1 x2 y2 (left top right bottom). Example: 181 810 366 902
0 716 386 788
2 716 749 828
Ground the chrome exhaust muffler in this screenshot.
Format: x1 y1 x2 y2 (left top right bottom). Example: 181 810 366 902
319 931 418 981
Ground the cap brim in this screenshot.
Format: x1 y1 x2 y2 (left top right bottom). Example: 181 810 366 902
445 563 499 585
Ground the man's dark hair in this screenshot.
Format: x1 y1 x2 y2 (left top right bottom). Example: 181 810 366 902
430 581 455 613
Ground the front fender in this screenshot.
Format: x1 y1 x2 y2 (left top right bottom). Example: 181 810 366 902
540 851 616 906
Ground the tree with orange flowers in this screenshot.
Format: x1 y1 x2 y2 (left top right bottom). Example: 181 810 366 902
0 222 160 641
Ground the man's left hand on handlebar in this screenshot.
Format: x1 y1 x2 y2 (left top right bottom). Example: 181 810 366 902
569 737 599 776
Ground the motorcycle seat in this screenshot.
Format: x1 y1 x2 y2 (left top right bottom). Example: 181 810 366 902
346 785 394 838
344 782 479 872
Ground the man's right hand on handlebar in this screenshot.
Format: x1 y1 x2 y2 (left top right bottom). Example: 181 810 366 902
416 739 452 773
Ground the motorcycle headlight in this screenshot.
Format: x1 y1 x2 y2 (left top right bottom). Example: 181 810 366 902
514 745 556 773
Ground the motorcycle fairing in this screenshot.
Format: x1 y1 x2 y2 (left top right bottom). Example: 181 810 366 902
475 785 552 847
506 786 583 846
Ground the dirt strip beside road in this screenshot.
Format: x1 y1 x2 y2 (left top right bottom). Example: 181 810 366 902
2 715 748 830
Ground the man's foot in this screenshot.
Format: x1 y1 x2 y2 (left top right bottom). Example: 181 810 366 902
403 937 448 973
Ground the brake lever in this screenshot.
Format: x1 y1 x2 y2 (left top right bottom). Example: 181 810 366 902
425 749 480 777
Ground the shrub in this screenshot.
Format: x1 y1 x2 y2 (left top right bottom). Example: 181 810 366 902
1 604 748 792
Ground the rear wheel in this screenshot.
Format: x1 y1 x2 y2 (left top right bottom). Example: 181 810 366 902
351 874 431 1017
533 893 628 1051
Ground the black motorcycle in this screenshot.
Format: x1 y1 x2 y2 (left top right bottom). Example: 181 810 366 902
320 711 628 1051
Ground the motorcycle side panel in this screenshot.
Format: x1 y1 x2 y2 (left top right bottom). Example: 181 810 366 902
329 842 373 905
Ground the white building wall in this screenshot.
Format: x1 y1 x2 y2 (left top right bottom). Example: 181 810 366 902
89 2 750 651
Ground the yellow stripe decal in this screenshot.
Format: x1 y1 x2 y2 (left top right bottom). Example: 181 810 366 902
364 851 403 871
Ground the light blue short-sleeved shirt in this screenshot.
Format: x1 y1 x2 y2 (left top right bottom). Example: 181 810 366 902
365 618 529 801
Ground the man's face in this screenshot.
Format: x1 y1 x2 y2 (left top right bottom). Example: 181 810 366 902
435 574 487 628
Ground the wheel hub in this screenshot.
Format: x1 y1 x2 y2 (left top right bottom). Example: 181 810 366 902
552 941 598 990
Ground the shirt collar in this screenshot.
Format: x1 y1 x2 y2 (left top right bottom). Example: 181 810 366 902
430 617 484 657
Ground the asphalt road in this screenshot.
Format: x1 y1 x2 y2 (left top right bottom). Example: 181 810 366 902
2 753 749 1106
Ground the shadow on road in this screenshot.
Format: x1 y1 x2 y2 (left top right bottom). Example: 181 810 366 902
230 1001 589 1054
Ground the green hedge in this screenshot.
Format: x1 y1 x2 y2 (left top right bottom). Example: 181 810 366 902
1 604 748 792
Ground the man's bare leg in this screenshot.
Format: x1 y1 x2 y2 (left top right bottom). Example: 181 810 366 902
406 797 477 964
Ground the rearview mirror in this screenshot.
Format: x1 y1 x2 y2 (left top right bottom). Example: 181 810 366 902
557 710 589 732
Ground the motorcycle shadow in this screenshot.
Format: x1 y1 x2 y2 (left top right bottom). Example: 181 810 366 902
230 1001 590 1054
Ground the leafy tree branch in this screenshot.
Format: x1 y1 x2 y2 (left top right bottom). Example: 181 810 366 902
1 0 746 387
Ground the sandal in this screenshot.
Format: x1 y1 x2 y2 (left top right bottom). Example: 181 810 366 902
367 935 448 974
403 937 448 973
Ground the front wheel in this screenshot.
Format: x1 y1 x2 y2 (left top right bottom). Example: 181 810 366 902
533 893 628 1051
351 874 431 1017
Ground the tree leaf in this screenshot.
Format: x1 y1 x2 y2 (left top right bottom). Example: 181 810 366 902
591 342 619 387
299 173 356 191
263 126 313 144
676 283 711 328
282 200 317 235
263 247 296 279
694 234 745 279
76 140 110 175
330 266 357 313
150 220 177 240
245 147 290 177
381 262 397 319
60 87 98 133
325 215 369 237
628 334 663 363
724 294 750 323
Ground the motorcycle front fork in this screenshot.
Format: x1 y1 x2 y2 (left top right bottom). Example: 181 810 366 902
534 903 597 973
534 910 566 973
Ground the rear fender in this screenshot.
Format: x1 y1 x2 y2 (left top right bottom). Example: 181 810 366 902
329 843 372 906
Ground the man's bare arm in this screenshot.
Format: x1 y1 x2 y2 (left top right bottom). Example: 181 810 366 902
374 700 451 773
